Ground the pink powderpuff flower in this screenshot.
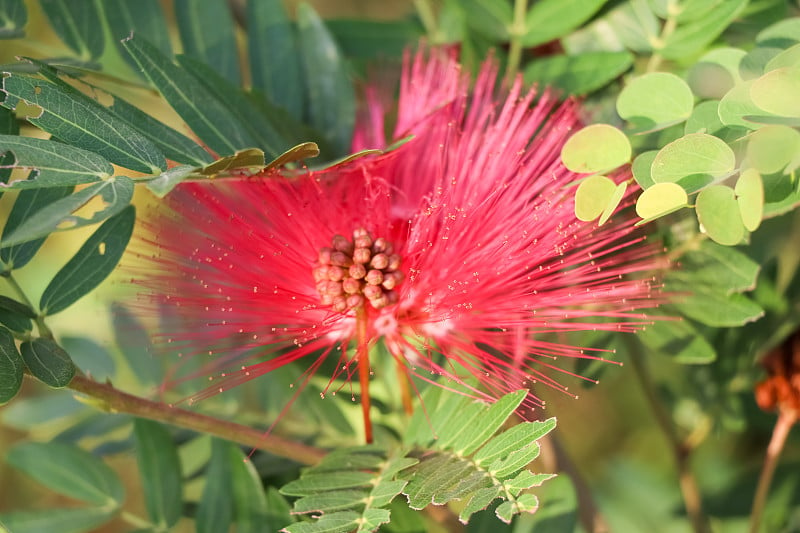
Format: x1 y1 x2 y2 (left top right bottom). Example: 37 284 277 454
140 48 664 442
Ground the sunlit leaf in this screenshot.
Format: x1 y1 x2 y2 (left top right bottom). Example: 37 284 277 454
718 81 769 129
616 73 694 131
735 168 764 232
651 133 735 186
40 205 135 315
756 17 800 48
750 67 800 118
561 124 630 174
20 337 75 388
695 185 745 245
574 175 616 222
746 125 800 175
635 182 688 220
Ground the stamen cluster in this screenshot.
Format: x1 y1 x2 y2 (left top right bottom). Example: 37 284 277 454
313 228 403 311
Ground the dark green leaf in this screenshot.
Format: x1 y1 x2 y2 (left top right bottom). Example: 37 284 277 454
7 441 124 506
328 19 423 59
111 303 161 386
638 318 717 363
1 71 166 174
1 185 74 270
175 0 240 84
20 337 75 388
0 106 19 186
121 35 257 157
40 0 104 60
0 134 111 188
39 205 135 315
673 240 760 294
229 443 270 533
60 336 116 381
297 4 355 156
247 0 303 118
0 326 23 404
1 177 132 248
660 0 747 59
0 0 26 39
134 418 183 528
101 0 172 68
0 507 115 533
0 389 82 429
175 55 287 157
0 307 32 333
0 295 35 317
523 0 607 47
671 283 765 327
108 94 213 166
197 439 234 533
524 51 633 95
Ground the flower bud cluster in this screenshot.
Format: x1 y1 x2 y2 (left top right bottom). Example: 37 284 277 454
313 228 404 311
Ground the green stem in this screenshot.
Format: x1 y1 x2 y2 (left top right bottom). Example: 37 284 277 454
119 510 154 530
65 374 326 465
749 411 797 533
627 340 710 533
413 0 438 40
505 0 529 84
646 1 679 73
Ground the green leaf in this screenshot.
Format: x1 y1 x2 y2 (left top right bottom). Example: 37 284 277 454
7 441 124 506
616 73 694 131
523 51 633 95
0 507 115 533
0 106 18 187
282 447 415 533
1 71 166 174
718 81 769 129
228 443 271 533
134 418 183 529
39 0 104 60
0 389 82 429
0 307 32 333
671 283 764 327
0 0 26 39
108 94 213 166
328 19 423 59
659 0 747 59
604 0 659 53
248 0 303 118
574 175 616 222
111 303 161 386
39 205 135 315
695 185 746 245
685 100 726 136
599 181 627 225
750 67 800 118
0 326 23 404
297 4 355 156
101 0 172 66
1 177 133 248
561 124 631 173
651 133 735 187
735 168 764 232
20 337 75 388
675 239 760 294
755 17 800 48
197 439 234 533
0 134 112 188
739 47 783 81
635 182 688 220
175 0 240 84
60 336 116 381
522 0 606 47
121 35 257 157
631 150 657 189
1 185 73 270
638 319 716 363
764 43 800 72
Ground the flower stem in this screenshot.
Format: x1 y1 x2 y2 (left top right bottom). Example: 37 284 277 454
356 306 373 443
749 411 797 533
646 0 679 73
65 374 326 465
627 340 710 533
505 0 529 84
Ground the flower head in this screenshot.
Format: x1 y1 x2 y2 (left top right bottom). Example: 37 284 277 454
141 48 664 440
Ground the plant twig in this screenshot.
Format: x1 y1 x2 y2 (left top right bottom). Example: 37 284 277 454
65 374 326 465
627 340 711 533
505 0 529 84
749 411 797 533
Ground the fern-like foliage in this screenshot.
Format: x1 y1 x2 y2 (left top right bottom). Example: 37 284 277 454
279 389 556 531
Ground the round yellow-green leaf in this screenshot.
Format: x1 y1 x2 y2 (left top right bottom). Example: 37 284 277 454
750 67 800 118
617 73 694 130
561 124 631 174
746 125 800 175
696 185 745 245
651 133 736 184
765 43 800 71
598 182 628 225
635 182 688 220
575 175 617 222
735 168 764 231
632 151 658 189
718 81 764 129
